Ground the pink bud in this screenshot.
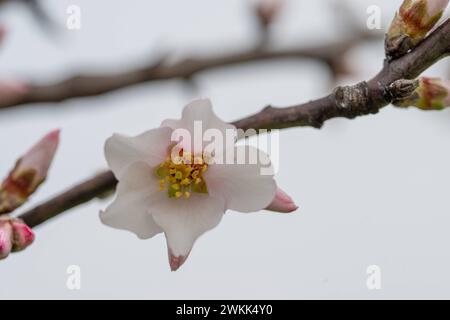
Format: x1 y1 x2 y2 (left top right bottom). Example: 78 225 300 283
0 219 13 260
265 187 298 213
0 129 60 214
14 129 60 188
10 219 35 252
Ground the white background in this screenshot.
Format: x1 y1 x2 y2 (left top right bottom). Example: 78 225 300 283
1 0 450 299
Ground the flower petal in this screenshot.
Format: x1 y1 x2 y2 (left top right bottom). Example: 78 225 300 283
105 127 172 179
161 98 236 136
150 193 226 270
205 145 277 213
100 161 163 239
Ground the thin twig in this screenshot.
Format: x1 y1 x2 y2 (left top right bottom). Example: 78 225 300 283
0 30 379 110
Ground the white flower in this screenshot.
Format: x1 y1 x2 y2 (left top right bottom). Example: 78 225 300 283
100 99 297 271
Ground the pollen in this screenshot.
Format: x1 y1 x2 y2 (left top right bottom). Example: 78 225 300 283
155 149 209 199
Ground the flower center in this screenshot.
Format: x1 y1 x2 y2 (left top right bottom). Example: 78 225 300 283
155 150 208 199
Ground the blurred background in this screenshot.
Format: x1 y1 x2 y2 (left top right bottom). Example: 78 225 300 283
1 0 450 299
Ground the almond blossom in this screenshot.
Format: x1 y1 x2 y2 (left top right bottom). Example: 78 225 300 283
100 99 297 271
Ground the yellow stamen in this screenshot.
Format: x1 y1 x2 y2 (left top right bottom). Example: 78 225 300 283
172 184 180 190
156 149 209 200
181 178 191 185
175 171 183 180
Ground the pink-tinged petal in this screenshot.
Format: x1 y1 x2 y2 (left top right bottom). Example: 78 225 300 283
10 219 35 252
205 145 277 213
0 129 60 214
0 220 13 260
105 126 173 179
168 247 188 272
100 161 163 239
265 187 298 213
150 193 226 271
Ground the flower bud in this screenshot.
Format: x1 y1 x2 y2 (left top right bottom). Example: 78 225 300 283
386 0 449 58
0 129 60 214
0 219 13 260
393 77 450 110
10 219 35 252
265 187 298 213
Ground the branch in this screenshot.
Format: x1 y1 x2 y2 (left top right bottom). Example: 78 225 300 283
0 30 379 110
18 19 450 229
19 171 116 228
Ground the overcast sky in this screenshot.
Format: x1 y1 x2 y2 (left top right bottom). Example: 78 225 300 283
1 0 450 299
